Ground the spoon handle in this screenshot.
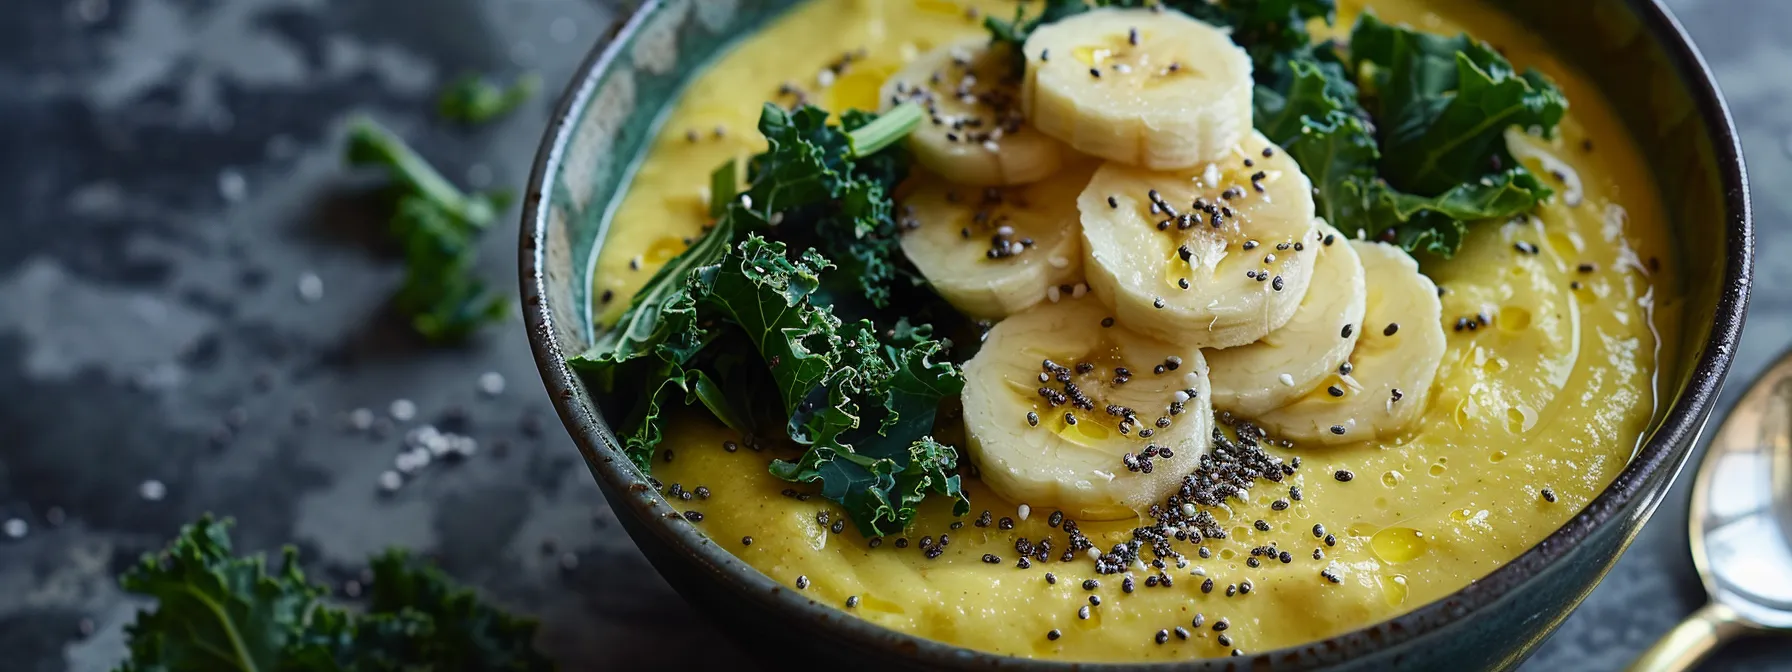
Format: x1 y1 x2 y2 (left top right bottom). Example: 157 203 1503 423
1627 602 1750 672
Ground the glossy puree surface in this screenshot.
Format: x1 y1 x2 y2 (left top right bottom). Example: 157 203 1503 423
589 0 1681 660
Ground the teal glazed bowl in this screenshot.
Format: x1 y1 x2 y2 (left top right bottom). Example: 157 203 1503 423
520 1 1751 668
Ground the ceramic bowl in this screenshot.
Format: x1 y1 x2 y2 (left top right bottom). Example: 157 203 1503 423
520 1 1751 668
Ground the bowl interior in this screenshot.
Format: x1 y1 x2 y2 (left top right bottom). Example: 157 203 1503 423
523 0 1748 667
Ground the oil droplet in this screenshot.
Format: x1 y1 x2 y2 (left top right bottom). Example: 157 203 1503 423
1549 231 1583 255
1053 414 1113 446
1381 574 1409 607
646 237 690 264
1369 527 1428 564
1373 496 1388 509
1497 306 1532 332
912 0 963 16
1452 398 1474 429
827 63 899 113
1218 548 1237 560
1381 470 1405 488
1346 522 1378 538
1504 404 1537 434
1450 507 1474 522
1483 355 1509 374
1429 463 1447 477
1072 46 1113 66
1232 525 1250 539
1490 450 1508 463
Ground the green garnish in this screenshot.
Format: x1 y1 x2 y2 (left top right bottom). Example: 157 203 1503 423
1254 13 1565 255
438 73 541 124
572 102 963 536
115 516 551 671
346 118 512 342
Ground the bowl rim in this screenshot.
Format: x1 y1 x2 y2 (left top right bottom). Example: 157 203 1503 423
519 1 1753 668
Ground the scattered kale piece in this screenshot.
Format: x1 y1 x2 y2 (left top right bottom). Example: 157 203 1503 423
115 516 551 672
438 73 541 124
573 104 964 536
346 118 512 341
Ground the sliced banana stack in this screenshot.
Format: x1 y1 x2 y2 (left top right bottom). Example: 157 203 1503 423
1079 130 1319 349
961 296 1214 520
1254 241 1447 445
879 37 1066 186
1207 223 1367 417
1022 7 1252 169
899 163 1095 320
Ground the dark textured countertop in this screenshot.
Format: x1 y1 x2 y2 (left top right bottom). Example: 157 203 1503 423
2 0 1788 670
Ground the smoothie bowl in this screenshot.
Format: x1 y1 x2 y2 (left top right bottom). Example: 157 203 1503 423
520 0 1749 668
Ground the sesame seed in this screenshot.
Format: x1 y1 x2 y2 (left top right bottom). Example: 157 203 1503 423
1027 411 1039 427
1542 488 1558 503
1334 469 1354 481
1330 425 1346 435
795 575 810 589
1078 605 1091 619
1089 68 1102 78
1155 629 1170 644
1383 323 1400 336
1327 385 1344 397
847 595 860 608
1048 628 1062 641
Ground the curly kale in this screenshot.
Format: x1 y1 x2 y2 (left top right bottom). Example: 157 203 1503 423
572 104 964 536
115 517 550 672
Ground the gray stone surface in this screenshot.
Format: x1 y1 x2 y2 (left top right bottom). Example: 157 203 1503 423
0 0 1784 670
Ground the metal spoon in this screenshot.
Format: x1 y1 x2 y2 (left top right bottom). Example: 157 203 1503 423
1629 351 1792 671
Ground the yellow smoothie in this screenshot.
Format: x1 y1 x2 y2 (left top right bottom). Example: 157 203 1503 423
589 0 1680 660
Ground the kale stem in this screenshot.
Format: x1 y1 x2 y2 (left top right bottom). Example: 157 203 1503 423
345 117 494 227
847 102 922 158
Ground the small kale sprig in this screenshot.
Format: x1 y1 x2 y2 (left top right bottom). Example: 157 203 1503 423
115 516 551 672
345 119 513 342
572 103 964 536
438 73 541 125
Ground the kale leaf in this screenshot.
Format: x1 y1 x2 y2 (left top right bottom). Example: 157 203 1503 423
573 103 963 535
115 516 551 672
1250 15 1565 256
438 73 541 125
746 104 921 310
345 118 513 341
1349 13 1566 196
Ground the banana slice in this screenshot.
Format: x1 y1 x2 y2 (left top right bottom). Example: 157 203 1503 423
1207 223 1367 417
899 163 1095 320
1254 241 1446 445
962 296 1214 520
1079 130 1319 349
880 38 1066 186
1022 7 1252 169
